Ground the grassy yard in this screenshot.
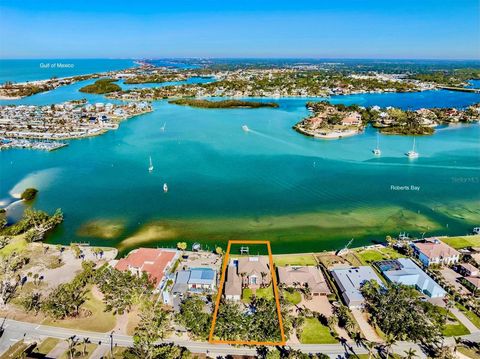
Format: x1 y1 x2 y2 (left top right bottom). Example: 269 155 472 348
0 235 28 257
355 246 404 265
456 303 480 329
59 343 98 359
32 338 60 356
0 340 31 358
458 347 480 359
242 285 274 303
443 323 470 337
437 307 470 337
441 235 480 249
283 290 302 305
44 288 116 332
111 346 129 358
273 254 317 267
299 317 337 344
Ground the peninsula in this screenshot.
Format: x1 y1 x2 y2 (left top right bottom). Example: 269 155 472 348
294 101 480 139
0 99 152 148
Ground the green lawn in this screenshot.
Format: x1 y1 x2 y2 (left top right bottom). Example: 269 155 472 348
458 347 480 359
242 285 274 303
443 323 470 337
0 235 28 257
456 303 480 329
436 307 470 337
44 287 116 332
59 343 98 359
273 254 317 267
0 340 31 358
32 338 60 356
441 235 480 249
283 290 302 305
355 247 404 265
299 318 337 344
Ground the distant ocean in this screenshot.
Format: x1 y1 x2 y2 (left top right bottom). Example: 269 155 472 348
0 59 137 84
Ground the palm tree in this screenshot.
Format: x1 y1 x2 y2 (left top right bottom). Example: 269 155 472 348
67 336 78 359
327 315 338 330
260 272 267 287
384 334 397 359
404 348 417 359
365 340 377 359
82 337 90 356
240 272 246 288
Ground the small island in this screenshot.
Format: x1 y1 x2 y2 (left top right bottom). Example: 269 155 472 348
79 78 122 94
21 188 38 201
168 98 279 109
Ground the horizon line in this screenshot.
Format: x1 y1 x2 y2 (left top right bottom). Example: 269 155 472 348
1 57 480 61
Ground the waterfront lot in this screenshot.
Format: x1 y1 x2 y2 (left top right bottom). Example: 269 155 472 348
273 253 317 266
441 235 480 249
353 246 404 265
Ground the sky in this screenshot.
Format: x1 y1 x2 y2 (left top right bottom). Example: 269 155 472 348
0 0 478 59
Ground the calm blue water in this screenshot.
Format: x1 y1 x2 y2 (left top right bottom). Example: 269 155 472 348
1 60 480 254
0 59 137 84
467 79 480 89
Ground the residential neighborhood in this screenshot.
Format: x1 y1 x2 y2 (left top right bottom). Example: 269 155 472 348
0 100 152 146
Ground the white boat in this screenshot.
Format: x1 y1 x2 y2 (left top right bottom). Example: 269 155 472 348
242 125 250 132
161 122 166 132
406 137 419 158
372 133 381 156
163 183 168 192
148 156 154 172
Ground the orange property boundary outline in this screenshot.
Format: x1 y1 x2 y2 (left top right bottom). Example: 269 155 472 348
208 240 286 346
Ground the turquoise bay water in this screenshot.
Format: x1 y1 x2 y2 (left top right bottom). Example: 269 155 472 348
1 61 480 253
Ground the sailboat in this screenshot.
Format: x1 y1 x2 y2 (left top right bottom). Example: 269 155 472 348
163 183 168 193
161 122 166 132
406 137 419 158
372 133 381 156
148 156 154 172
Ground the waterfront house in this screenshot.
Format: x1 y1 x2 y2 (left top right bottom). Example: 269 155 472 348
277 266 331 296
455 263 479 277
411 238 460 267
114 248 178 290
331 266 383 308
224 256 271 300
376 258 446 298
171 267 217 295
340 112 362 126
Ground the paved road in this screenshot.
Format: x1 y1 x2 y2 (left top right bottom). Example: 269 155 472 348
0 319 478 358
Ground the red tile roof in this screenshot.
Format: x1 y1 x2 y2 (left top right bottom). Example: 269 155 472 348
414 239 460 260
115 248 176 286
